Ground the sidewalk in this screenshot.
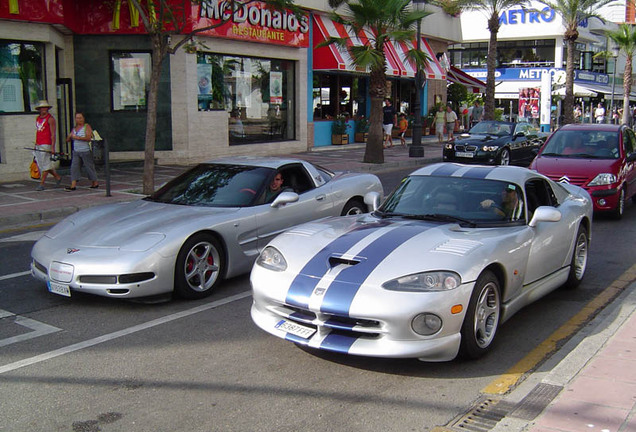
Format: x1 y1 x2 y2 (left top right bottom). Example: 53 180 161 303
2 136 635 432
0 136 443 232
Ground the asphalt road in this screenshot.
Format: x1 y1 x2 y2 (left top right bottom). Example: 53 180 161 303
0 167 634 432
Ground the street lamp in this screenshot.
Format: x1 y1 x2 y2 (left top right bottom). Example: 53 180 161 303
409 0 426 158
609 45 619 123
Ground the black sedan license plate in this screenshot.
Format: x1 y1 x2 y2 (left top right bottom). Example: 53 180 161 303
455 151 474 158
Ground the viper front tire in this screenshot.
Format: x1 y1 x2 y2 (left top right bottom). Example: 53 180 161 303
460 270 501 359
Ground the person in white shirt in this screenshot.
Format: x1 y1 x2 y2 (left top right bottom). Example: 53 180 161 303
594 103 606 124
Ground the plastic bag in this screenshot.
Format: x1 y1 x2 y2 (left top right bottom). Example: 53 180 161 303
30 157 41 180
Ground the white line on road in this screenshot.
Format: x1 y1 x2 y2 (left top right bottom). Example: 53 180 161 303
0 271 31 281
0 314 62 348
0 291 252 375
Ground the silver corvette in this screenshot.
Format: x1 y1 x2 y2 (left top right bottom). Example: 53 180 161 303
31 157 383 300
250 163 593 362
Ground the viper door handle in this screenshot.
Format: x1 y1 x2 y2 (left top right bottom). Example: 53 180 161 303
316 194 326 201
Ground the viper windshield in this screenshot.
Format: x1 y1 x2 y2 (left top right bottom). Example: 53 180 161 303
380 175 525 224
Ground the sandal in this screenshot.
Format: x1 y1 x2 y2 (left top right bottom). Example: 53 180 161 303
89 184 99 189
64 187 76 192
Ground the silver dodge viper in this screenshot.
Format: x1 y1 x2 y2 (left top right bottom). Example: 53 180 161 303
250 163 593 362
31 157 383 300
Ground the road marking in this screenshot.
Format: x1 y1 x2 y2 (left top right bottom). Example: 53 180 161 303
482 263 636 395
0 291 252 375
0 311 62 348
0 231 47 243
0 271 31 281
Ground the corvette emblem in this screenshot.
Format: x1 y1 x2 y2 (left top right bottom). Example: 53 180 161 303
559 175 570 184
67 248 80 254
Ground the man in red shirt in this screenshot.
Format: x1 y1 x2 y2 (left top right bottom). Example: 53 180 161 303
34 100 62 190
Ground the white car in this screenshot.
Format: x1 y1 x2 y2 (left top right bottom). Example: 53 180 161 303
251 163 593 362
31 157 383 300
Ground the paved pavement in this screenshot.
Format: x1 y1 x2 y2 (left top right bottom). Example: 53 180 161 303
1 136 635 432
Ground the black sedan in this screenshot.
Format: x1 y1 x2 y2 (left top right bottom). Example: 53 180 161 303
443 121 548 166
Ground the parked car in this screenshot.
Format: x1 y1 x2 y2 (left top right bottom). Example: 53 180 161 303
443 120 547 166
529 123 636 219
31 157 383 300
251 163 592 362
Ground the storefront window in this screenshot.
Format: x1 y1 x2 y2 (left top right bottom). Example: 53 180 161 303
312 73 367 120
110 51 151 111
0 40 45 113
197 53 295 145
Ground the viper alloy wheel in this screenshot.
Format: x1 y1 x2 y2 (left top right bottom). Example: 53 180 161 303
460 270 501 359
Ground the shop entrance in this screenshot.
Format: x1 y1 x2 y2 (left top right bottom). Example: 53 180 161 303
56 78 73 165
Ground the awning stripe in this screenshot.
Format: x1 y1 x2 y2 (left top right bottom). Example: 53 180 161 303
447 66 486 92
312 15 445 80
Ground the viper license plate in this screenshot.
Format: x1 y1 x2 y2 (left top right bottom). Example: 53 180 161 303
47 281 71 297
275 320 316 339
455 151 474 158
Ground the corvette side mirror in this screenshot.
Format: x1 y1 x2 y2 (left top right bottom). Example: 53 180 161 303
271 191 299 208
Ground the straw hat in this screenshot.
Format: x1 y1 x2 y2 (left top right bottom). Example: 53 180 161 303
34 100 53 110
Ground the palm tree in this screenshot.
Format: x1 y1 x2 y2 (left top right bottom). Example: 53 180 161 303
462 0 529 121
537 0 615 125
606 24 636 125
325 0 431 163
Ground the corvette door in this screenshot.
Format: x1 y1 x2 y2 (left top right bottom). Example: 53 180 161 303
523 178 573 283
256 164 336 249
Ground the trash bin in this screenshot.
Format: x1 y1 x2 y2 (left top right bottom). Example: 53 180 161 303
92 140 104 165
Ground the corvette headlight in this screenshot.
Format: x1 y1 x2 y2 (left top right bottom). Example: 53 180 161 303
588 173 617 186
382 271 460 292
482 145 498 152
257 246 287 271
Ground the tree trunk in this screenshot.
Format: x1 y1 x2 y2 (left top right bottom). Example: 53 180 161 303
623 56 632 125
142 34 167 195
563 38 576 125
364 65 386 163
484 14 499 121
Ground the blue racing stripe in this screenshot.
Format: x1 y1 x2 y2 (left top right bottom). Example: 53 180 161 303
320 333 358 353
320 223 434 316
285 220 390 309
463 166 495 179
430 163 463 176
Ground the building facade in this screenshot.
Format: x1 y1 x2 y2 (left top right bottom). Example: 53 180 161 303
0 0 461 181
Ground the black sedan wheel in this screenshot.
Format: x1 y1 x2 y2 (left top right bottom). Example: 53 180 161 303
174 233 224 299
498 148 510 165
460 270 501 359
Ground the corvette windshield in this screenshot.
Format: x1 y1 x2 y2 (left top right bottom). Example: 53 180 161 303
147 164 274 207
379 175 525 224
469 121 513 137
541 129 619 159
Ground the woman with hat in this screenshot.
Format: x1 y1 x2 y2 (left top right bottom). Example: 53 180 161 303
34 100 62 190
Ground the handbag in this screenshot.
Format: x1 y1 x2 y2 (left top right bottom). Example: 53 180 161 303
30 157 41 180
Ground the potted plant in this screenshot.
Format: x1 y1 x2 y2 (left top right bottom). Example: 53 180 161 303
354 116 369 142
332 114 350 145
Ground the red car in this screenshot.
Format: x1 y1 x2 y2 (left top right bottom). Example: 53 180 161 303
530 123 636 219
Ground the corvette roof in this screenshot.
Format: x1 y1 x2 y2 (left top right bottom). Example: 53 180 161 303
204 156 310 169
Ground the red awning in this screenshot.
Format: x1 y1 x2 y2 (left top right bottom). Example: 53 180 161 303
447 66 486 93
312 15 445 80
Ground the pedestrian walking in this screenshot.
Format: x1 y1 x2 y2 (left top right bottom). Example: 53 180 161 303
445 105 458 141
65 112 99 191
382 99 397 148
434 105 446 143
34 100 63 191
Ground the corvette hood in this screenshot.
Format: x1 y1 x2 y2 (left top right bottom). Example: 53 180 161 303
46 200 239 247
271 215 504 312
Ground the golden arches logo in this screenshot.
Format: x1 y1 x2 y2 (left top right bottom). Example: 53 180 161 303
112 0 156 30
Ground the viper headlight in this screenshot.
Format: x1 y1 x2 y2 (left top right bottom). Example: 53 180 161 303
257 246 287 271
382 271 461 292
588 173 617 186
482 145 498 152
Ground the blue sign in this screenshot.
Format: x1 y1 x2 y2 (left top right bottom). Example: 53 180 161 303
466 68 564 81
499 7 555 25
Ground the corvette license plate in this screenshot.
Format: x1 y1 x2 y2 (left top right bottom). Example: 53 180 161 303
275 320 315 339
47 281 71 297
455 151 474 158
